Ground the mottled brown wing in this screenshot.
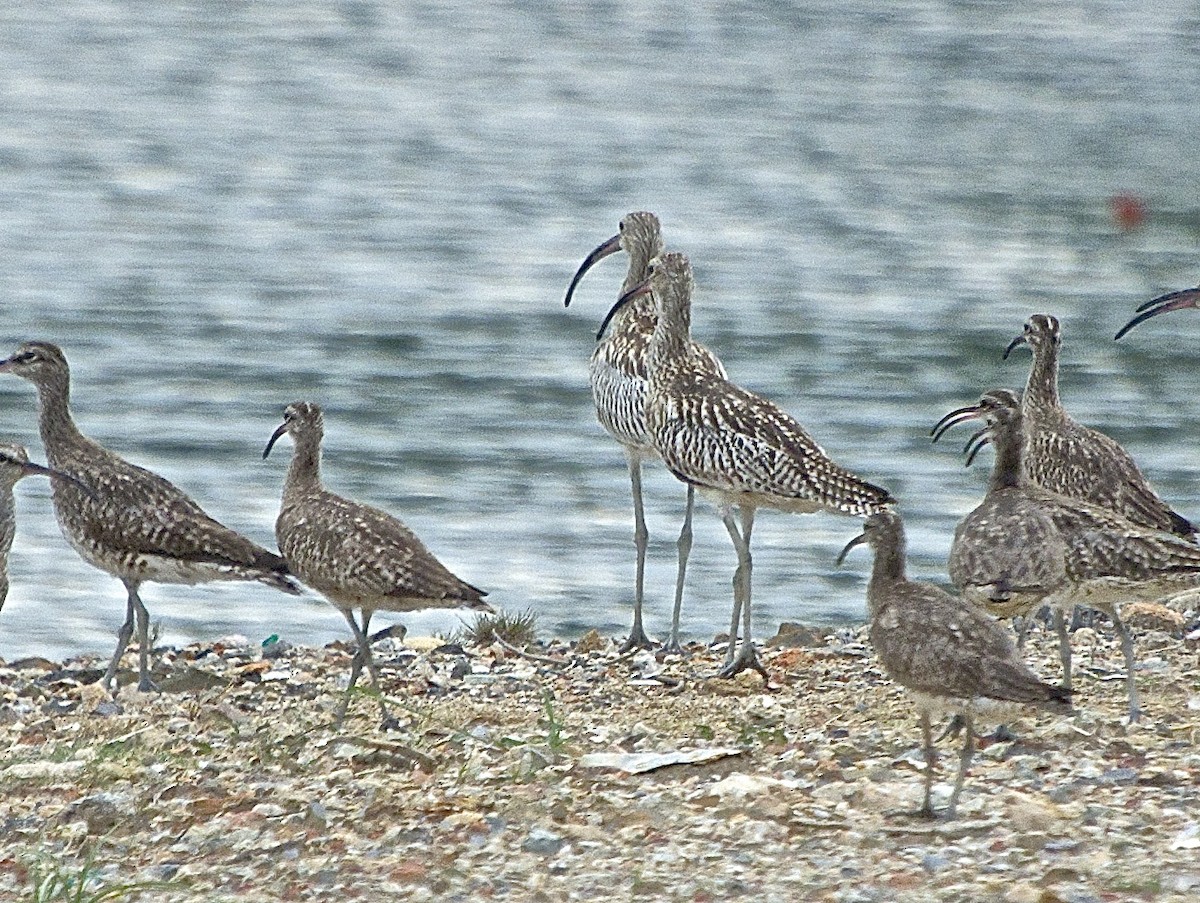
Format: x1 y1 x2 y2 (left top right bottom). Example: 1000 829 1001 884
278 488 484 608
54 449 285 570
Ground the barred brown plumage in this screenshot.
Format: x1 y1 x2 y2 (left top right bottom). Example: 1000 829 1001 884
0 444 67 611
610 251 895 678
263 401 490 727
1005 313 1194 538
933 389 1200 722
564 212 726 653
0 341 302 692
837 509 1070 818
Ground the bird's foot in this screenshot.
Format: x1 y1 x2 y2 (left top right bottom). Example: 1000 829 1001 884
380 713 403 733
937 715 966 742
883 804 940 821
990 724 1018 743
618 629 657 654
716 647 767 680
136 675 160 693
658 638 688 657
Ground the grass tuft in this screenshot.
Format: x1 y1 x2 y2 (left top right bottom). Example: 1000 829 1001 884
455 608 538 648
21 852 176 903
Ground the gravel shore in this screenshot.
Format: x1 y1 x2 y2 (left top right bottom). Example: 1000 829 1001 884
1 610 1198 902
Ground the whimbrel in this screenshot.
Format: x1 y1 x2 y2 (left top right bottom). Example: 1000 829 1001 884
933 389 1200 721
1004 313 1194 538
565 212 727 652
263 401 491 726
0 444 72 611
1115 285 1200 340
0 341 301 691
608 252 895 677
837 509 1071 818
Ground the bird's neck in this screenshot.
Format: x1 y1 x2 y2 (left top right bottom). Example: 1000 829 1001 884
622 238 662 295
33 375 86 463
865 538 906 617
648 302 692 373
988 425 1026 491
283 438 323 500
1024 343 1060 411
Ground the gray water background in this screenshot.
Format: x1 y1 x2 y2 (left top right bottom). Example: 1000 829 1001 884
2 0 1199 662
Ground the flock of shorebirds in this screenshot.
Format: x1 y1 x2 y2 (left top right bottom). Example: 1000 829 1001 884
1 211 1198 817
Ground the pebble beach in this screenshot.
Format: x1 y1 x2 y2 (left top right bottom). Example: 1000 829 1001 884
2 604 1198 902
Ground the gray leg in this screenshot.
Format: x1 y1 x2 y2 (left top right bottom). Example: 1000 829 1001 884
103 582 140 691
1054 608 1072 690
919 710 936 819
132 590 157 692
1014 614 1030 650
662 483 695 655
723 576 742 667
947 713 974 818
337 609 392 728
719 507 765 679
721 506 742 667
620 452 655 652
1110 608 1140 722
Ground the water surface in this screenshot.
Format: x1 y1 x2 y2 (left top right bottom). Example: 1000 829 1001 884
2 1 1199 661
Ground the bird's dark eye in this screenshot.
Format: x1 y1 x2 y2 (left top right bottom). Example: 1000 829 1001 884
15 352 37 364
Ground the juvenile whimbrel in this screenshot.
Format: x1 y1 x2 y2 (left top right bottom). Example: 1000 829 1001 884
0 341 301 691
1115 285 1200 339
565 212 727 652
837 509 1071 818
0 444 72 611
933 389 1200 720
263 401 491 726
1004 313 1194 537
608 252 895 677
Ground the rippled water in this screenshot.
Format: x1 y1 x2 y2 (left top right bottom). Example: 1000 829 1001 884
2 1 1199 662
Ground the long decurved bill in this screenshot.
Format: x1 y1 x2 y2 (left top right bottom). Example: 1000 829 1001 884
263 422 289 460
964 429 992 467
930 402 984 443
0 452 91 493
835 531 867 566
596 276 652 342
1002 332 1026 360
563 233 622 308
1114 287 1200 340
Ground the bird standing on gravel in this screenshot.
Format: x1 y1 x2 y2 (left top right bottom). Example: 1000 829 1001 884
1004 313 1193 538
607 252 894 678
837 509 1072 818
933 389 1200 721
0 341 301 692
564 211 727 653
264 401 491 727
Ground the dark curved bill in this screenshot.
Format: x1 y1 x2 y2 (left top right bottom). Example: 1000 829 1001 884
0 452 93 495
596 277 651 342
563 233 621 308
263 422 289 460
1114 287 1200 340
931 403 983 442
1002 332 1026 360
835 531 867 567
964 430 991 467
